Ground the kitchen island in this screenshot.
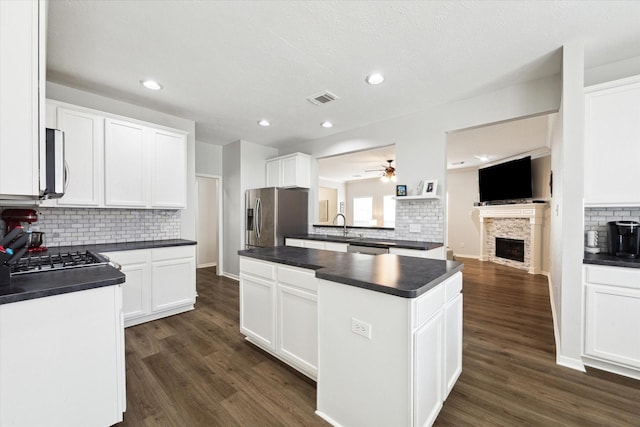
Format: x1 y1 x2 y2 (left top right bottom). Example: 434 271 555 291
238 246 463 427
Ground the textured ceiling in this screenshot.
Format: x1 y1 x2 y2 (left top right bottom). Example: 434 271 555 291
46 1 640 147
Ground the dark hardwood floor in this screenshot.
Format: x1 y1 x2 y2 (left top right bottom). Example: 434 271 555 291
119 259 640 426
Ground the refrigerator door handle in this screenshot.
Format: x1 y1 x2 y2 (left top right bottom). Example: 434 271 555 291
255 197 262 240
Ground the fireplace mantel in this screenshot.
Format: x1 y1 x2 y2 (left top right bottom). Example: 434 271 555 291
474 203 549 274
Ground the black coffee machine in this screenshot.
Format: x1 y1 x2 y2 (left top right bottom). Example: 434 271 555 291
607 221 640 258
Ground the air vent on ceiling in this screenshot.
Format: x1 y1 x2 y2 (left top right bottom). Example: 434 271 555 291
307 90 339 106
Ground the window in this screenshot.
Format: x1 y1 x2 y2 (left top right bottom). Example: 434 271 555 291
353 197 373 226
383 195 396 228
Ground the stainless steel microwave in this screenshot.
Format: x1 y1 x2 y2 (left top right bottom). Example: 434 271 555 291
40 128 66 199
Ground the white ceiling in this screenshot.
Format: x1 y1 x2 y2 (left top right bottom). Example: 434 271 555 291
46 1 640 148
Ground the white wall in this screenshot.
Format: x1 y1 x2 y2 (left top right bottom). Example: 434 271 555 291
195 141 222 176
46 82 197 240
585 55 640 87
318 187 338 225
221 140 277 277
552 42 586 369
222 141 241 277
196 176 218 268
446 168 480 258
281 74 561 242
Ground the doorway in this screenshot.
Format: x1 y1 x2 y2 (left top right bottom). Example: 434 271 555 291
196 175 221 271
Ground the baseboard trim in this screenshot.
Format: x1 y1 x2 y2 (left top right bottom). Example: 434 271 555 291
197 262 217 269
557 355 586 372
315 410 343 427
452 253 479 259
223 272 239 282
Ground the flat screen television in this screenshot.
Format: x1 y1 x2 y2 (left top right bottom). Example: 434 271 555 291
478 156 532 203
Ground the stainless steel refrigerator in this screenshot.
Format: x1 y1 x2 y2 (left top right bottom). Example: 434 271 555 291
245 187 308 248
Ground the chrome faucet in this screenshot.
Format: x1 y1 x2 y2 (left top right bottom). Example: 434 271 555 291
333 213 348 237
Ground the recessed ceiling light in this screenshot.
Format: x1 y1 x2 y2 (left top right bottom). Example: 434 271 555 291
366 73 385 85
474 155 490 162
258 119 271 127
140 79 163 90
321 121 333 128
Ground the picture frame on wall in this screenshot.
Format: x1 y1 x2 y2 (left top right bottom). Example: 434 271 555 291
396 185 407 197
421 179 438 197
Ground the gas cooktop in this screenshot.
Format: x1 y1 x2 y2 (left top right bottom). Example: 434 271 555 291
10 250 108 275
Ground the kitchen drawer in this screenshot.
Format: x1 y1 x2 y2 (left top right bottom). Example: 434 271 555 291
286 238 305 248
413 284 445 329
277 265 317 293
240 257 276 281
102 249 149 264
324 242 348 253
444 272 463 301
151 245 195 262
584 265 640 290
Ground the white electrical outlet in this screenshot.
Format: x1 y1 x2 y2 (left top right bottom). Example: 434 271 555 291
351 318 371 339
409 224 421 233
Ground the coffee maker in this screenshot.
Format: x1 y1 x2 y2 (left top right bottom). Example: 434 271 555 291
1 209 46 252
607 221 640 259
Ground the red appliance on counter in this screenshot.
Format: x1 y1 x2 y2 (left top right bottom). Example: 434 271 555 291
1 209 47 252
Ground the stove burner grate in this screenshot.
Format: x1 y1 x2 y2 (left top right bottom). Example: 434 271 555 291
10 250 107 274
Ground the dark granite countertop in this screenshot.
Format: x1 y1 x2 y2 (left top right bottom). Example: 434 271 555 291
44 239 197 255
583 252 640 269
0 239 195 305
0 265 125 305
285 234 443 251
238 246 463 298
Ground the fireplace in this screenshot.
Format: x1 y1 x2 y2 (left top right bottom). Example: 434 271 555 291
475 203 548 274
495 237 525 262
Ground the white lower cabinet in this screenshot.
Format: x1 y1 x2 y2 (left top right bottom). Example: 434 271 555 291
285 238 348 253
239 258 276 351
103 245 196 327
239 257 318 379
277 265 318 377
443 293 463 397
0 285 126 426
583 265 640 377
390 246 445 259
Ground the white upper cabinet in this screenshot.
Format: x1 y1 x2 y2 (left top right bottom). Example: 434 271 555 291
105 119 149 208
584 75 640 206
48 101 189 210
150 128 187 208
0 0 43 199
266 153 311 188
55 106 104 206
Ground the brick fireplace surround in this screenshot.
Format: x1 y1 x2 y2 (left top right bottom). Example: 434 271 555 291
475 203 548 274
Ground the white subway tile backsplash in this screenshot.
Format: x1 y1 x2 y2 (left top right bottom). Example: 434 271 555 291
311 198 444 243
584 206 640 252
0 208 181 246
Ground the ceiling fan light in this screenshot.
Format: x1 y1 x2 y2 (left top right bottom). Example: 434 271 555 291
380 175 389 183
390 175 397 182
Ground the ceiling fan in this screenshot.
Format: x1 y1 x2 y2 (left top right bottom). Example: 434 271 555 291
366 159 397 182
